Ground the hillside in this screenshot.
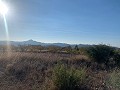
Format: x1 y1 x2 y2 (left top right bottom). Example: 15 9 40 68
0 39 91 47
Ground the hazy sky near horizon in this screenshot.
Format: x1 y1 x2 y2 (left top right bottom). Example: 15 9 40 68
0 0 120 47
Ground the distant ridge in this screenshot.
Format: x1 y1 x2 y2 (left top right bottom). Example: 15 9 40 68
0 39 91 47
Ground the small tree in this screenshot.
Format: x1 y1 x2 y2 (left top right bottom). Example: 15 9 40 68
74 45 79 51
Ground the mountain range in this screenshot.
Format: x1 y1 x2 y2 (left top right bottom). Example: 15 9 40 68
0 39 91 47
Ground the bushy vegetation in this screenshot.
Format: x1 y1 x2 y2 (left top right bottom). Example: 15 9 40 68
52 64 88 90
86 45 115 65
0 45 81 54
113 50 120 67
106 69 120 89
0 52 109 90
0 44 120 90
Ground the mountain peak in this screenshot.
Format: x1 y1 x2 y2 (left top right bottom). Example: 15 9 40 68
27 39 34 42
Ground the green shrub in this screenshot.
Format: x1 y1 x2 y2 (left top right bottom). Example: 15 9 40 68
86 44 114 65
106 69 120 89
113 50 120 67
52 64 88 90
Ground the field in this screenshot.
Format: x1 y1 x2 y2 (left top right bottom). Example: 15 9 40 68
0 52 117 90
0 45 120 90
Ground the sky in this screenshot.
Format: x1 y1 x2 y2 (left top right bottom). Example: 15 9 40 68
0 0 120 47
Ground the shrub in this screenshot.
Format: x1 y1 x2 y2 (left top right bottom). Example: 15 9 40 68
86 44 114 65
52 64 88 90
113 50 120 67
106 69 120 89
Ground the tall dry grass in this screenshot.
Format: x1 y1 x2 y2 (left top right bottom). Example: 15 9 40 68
0 52 116 90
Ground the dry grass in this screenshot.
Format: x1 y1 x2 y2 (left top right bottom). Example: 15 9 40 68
0 52 117 90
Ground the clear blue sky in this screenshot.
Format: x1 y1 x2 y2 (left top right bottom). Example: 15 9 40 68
0 0 120 47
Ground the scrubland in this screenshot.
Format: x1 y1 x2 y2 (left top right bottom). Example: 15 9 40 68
0 45 120 90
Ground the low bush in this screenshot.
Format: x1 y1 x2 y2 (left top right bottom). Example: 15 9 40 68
86 44 114 65
52 64 89 90
113 50 120 67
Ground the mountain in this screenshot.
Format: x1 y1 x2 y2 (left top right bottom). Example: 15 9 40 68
0 40 91 47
